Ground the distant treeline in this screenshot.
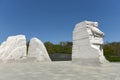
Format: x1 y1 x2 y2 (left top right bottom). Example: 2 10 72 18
44 41 72 54
44 41 120 62
103 42 120 61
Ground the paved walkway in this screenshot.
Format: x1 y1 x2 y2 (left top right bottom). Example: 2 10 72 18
0 61 120 80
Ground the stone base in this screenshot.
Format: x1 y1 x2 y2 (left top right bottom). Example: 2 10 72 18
0 57 51 63
72 58 109 66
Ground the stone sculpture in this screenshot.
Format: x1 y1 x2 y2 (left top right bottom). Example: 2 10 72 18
72 21 109 65
28 38 51 61
0 35 26 62
0 35 51 62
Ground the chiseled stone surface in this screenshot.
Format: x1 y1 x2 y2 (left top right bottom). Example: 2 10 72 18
72 21 108 65
0 62 120 80
0 35 51 63
28 38 51 61
0 35 26 61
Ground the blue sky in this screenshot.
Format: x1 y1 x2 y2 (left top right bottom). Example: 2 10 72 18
0 0 120 43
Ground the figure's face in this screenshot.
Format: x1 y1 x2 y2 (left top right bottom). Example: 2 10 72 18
85 21 98 28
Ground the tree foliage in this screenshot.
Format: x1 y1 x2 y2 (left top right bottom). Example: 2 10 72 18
44 41 72 54
103 42 120 61
104 42 120 56
44 42 55 54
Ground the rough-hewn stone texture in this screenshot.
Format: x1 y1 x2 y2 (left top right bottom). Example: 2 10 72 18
0 35 26 61
72 21 108 65
28 38 51 61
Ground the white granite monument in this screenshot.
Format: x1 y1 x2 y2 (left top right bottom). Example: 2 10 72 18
0 35 27 62
72 21 109 65
0 35 51 62
28 38 51 61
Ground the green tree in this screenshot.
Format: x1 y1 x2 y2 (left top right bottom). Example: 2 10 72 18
103 42 120 62
44 41 72 54
59 41 72 54
103 44 114 58
44 42 55 54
